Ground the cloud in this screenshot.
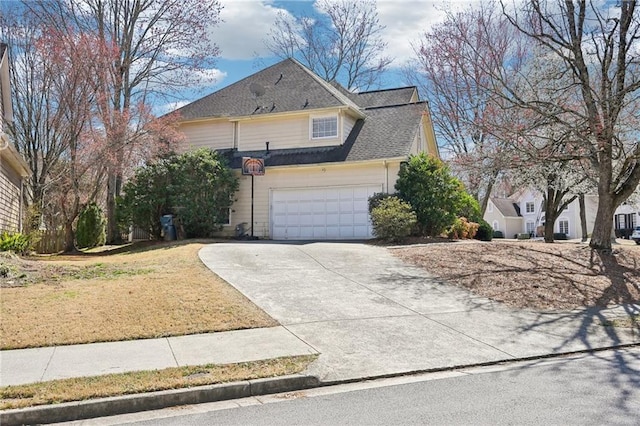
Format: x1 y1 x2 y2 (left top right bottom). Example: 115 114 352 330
191 67 228 88
208 1 291 60
377 0 477 65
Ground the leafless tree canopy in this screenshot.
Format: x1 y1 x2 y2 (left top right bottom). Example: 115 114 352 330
22 0 222 243
499 0 640 251
266 0 392 91
406 3 520 214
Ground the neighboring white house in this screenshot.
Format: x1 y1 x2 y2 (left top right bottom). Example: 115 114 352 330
0 43 30 233
485 187 640 240
174 58 439 240
485 188 598 239
614 200 640 238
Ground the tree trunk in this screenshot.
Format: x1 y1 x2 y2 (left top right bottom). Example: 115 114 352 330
63 220 76 253
106 171 123 244
579 194 588 242
589 192 616 251
543 214 555 243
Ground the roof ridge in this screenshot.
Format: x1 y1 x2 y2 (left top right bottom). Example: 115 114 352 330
364 101 426 111
357 86 417 95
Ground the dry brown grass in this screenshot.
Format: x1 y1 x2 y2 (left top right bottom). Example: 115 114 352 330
0 355 317 410
393 241 640 310
0 241 277 349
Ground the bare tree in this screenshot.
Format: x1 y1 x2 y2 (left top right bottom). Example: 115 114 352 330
36 27 115 252
266 0 392 91
499 0 640 251
1 10 69 229
27 0 223 243
407 3 522 213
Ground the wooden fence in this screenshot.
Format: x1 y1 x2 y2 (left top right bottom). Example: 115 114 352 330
33 229 65 254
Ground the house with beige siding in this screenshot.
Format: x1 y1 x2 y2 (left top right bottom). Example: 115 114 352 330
0 43 30 233
174 58 439 240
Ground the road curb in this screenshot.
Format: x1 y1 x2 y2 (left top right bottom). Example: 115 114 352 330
0 374 320 426
2 344 639 425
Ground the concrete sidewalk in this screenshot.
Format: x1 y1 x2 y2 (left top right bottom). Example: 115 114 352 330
0 326 317 387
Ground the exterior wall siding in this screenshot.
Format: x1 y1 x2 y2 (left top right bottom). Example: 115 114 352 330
178 120 234 152
224 161 398 238
239 114 342 151
343 113 356 143
0 160 21 232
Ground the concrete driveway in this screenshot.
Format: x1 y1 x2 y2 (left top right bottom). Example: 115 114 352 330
199 242 639 382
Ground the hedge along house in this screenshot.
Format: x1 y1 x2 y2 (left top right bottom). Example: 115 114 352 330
175 58 439 240
0 43 30 233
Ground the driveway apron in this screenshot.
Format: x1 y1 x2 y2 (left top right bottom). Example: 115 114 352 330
199 242 639 382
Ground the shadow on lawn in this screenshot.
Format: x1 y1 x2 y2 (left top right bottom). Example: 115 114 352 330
46 238 223 258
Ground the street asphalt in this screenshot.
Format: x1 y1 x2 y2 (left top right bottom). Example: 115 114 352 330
1 240 638 424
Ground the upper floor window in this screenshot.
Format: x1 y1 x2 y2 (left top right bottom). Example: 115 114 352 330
525 201 535 214
311 116 338 139
487 203 493 213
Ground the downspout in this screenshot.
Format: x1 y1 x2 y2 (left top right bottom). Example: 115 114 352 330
19 177 24 232
383 160 389 193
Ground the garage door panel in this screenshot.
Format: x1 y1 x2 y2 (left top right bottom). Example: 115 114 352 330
326 201 339 213
297 226 311 238
299 214 313 226
272 185 379 240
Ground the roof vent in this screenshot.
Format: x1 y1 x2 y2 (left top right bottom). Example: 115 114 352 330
249 82 265 98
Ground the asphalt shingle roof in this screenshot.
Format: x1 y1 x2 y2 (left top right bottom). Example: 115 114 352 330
176 58 430 166
491 198 522 217
177 58 360 120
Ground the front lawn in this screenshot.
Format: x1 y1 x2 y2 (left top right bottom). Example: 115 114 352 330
0 241 277 349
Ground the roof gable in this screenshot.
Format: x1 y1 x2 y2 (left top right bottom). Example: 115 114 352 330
491 198 522 218
176 58 362 121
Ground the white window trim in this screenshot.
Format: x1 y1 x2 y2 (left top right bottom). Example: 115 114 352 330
492 221 499 231
220 208 231 226
310 114 339 140
558 218 569 235
525 221 536 234
525 201 535 214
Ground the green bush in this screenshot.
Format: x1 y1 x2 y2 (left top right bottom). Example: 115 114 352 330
0 232 32 254
492 230 504 239
370 196 417 242
474 220 494 241
368 192 393 214
120 149 239 239
395 153 478 237
76 203 107 249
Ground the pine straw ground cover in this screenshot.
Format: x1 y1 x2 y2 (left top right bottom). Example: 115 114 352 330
0 240 277 350
392 241 640 311
0 355 317 410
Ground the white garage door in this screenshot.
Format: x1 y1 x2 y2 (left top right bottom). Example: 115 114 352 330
271 186 381 240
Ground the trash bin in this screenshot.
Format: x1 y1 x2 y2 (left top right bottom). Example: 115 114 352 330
160 215 176 241
235 222 248 238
